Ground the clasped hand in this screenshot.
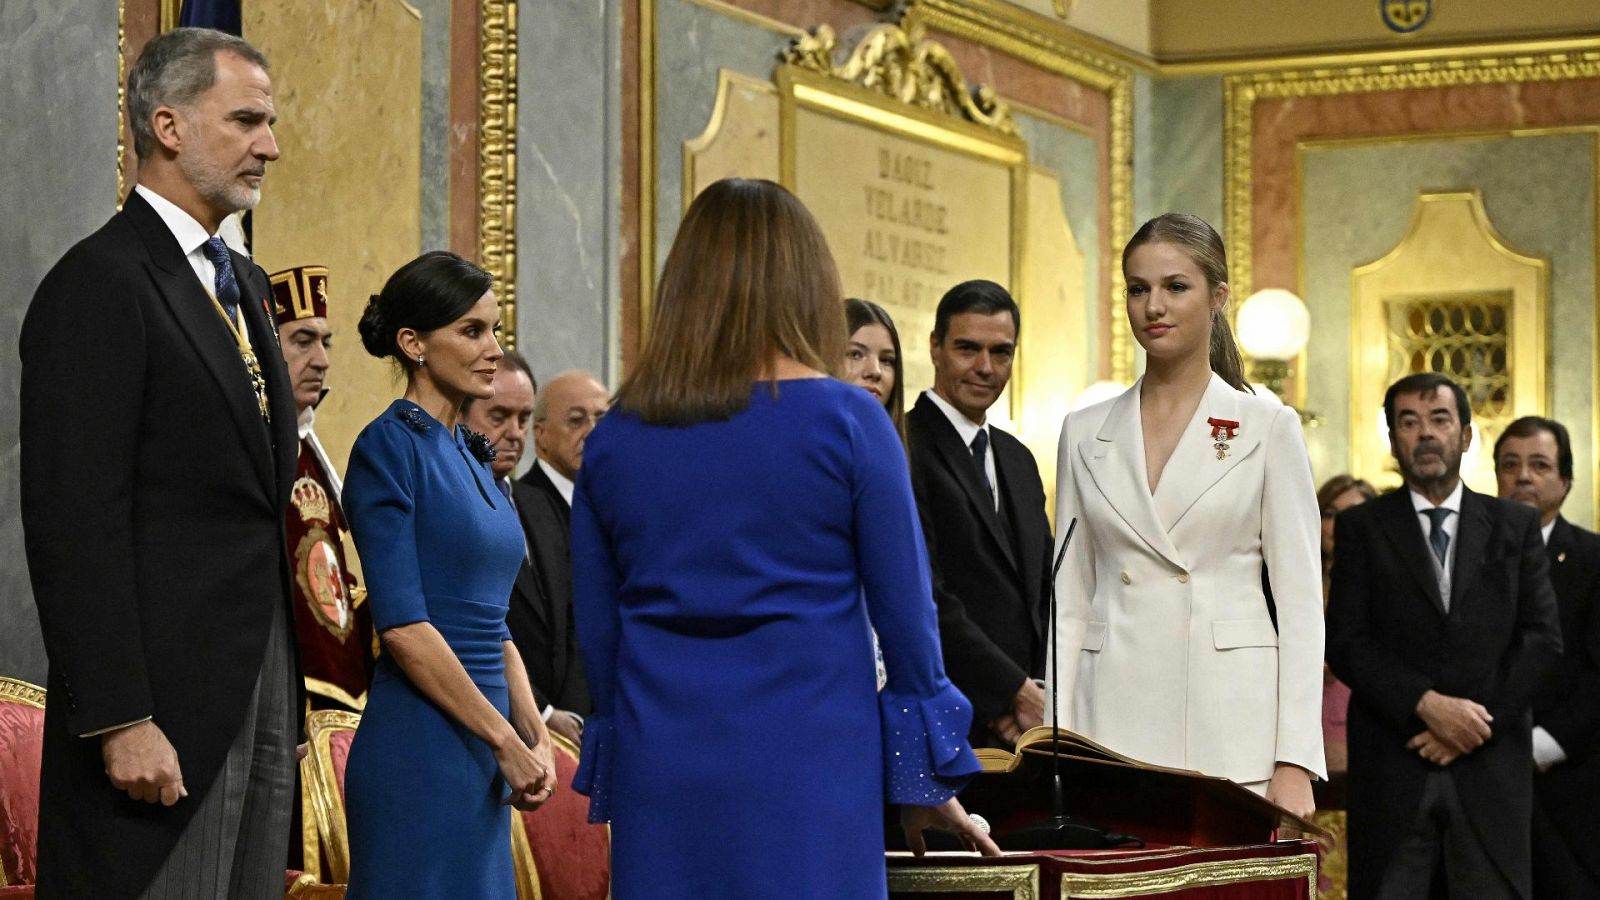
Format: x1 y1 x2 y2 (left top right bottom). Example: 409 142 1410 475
991 678 1047 745
495 726 558 811
102 720 187 806
1408 690 1493 766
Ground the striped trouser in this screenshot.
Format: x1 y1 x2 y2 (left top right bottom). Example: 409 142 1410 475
140 601 296 900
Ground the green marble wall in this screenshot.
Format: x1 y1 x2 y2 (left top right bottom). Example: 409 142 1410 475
1301 131 1598 526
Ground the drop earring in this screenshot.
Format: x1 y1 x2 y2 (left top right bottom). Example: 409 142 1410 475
416 354 425 366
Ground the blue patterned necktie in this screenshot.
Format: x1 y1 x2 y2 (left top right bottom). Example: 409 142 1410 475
1423 507 1452 568
200 236 241 323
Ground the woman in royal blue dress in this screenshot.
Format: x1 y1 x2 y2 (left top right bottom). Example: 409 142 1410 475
341 251 558 898
571 178 1000 899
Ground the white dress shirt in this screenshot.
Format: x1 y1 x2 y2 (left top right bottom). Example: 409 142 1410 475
1409 480 1464 608
923 389 997 511
134 184 257 346
537 457 575 507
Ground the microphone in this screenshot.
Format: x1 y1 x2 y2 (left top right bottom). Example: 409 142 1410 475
997 517 1139 850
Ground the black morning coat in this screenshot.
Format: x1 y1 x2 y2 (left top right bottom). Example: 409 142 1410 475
907 393 1053 741
1327 486 1562 900
509 464 591 715
20 189 303 898
1533 516 1600 893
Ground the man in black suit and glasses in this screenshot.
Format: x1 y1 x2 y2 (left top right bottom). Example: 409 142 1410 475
20 27 301 900
1494 415 1600 898
1328 373 1561 900
907 280 1052 748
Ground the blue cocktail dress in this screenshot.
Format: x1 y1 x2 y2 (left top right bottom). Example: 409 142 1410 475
340 400 524 899
571 379 982 899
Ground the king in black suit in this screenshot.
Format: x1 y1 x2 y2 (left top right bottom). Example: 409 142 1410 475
1328 375 1562 900
1493 416 1600 898
20 31 301 899
906 281 1051 747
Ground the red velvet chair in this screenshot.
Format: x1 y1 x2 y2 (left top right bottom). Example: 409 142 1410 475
301 709 361 885
511 732 610 900
0 677 44 898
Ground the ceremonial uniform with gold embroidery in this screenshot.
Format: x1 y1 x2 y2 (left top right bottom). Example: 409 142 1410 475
271 266 375 711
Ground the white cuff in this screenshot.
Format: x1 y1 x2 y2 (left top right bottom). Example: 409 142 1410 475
1532 726 1568 772
541 704 555 722
80 716 153 738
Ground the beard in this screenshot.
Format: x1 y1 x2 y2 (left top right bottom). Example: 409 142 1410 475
179 131 262 214
1398 441 1461 489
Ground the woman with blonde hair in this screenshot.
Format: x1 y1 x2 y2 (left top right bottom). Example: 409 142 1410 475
571 178 998 899
1052 213 1326 818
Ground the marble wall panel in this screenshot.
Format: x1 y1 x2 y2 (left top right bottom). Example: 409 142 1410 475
1300 132 1596 525
1140 75 1222 232
0 0 118 683
518 0 619 383
248 0 424 480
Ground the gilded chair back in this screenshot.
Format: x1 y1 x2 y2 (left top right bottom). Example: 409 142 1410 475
301 709 362 884
0 678 45 889
511 732 611 900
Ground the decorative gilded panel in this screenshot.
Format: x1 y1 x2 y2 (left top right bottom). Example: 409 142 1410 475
1350 191 1548 492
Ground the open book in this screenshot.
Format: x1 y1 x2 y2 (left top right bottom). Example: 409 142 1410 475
965 725 1325 840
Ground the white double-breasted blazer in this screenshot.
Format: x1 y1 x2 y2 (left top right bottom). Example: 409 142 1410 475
1051 374 1326 784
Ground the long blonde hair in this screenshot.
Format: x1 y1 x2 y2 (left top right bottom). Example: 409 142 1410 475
616 179 845 425
1122 213 1251 392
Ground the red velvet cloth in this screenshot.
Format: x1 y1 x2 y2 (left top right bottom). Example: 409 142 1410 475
328 727 355 807
0 701 43 887
519 743 609 900
890 842 1318 899
287 442 374 710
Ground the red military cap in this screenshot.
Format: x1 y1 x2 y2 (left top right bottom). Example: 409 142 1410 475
269 265 330 324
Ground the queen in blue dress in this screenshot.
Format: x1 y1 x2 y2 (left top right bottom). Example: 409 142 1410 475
340 251 558 899
571 179 1001 899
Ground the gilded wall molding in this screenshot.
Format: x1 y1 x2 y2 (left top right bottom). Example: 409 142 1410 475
902 0 1136 382
1223 47 1600 299
781 22 1019 136
479 0 518 349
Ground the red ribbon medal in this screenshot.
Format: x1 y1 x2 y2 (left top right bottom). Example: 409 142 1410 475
1207 417 1240 460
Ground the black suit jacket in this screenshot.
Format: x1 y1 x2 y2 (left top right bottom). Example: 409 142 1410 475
20 190 302 899
1327 486 1562 900
906 393 1051 737
508 464 591 714
1533 516 1600 888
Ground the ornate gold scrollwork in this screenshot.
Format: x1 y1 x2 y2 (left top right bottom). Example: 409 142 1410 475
781 23 1019 137
479 0 518 349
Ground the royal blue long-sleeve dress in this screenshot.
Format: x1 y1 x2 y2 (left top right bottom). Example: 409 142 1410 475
340 400 524 899
571 378 981 899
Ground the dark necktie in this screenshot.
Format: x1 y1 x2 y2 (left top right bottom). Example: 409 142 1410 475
200 236 241 322
970 429 993 498
1423 507 1452 569
497 478 513 502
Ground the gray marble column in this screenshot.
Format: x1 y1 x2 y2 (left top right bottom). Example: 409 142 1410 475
0 0 120 683
516 0 622 385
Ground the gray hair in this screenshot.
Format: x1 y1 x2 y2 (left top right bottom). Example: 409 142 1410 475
127 28 270 159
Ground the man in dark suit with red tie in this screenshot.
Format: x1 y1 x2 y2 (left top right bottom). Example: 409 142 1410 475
1494 416 1600 898
1328 373 1562 900
907 280 1053 748
20 28 301 899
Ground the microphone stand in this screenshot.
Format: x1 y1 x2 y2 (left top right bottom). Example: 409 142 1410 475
998 518 1138 851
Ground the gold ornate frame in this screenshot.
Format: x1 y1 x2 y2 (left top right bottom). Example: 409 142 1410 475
116 0 520 344
642 0 1136 380
887 862 1041 899
1224 48 1600 511
900 0 1136 382
774 24 1031 419
1055 852 1317 897
302 708 362 884
0 677 45 889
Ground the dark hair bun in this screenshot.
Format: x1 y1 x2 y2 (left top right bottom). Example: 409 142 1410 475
362 251 494 367
358 294 392 359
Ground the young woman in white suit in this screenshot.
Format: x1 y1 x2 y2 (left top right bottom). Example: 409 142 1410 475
1052 214 1325 818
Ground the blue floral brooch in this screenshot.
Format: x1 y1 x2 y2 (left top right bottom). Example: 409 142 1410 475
464 428 497 463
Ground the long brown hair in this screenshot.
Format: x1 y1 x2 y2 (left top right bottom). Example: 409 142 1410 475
616 179 845 425
844 298 907 444
1122 213 1251 392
